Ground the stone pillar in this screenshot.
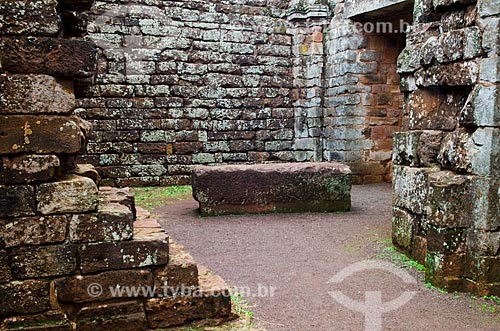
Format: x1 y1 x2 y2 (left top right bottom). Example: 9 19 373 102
288 1 334 162
0 0 231 329
393 0 500 294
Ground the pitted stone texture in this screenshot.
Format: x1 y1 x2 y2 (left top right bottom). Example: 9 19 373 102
392 207 417 251
0 280 51 315
407 88 468 130
75 301 147 331
0 215 68 248
10 244 77 279
438 127 500 177
426 171 474 228
69 203 134 243
193 162 351 216
0 0 60 36
0 185 36 218
1 311 72 331
37 175 98 215
0 155 60 184
0 74 75 115
0 37 97 78
56 269 153 303
0 251 11 283
79 239 169 274
393 165 439 215
145 265 232 329
461 85 500 126
0 115 89 155
414 61 479 87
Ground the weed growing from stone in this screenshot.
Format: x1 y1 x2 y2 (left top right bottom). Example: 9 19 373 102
132 186 192 210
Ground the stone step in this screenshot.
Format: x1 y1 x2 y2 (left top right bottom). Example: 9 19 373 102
192 161 352 216
144 264 235 329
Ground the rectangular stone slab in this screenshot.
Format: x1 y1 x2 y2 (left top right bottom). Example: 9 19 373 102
192 162 352 216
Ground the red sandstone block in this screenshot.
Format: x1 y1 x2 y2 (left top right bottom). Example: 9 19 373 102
0 37 97 78
0 215 68 248
78 239 169 274
75 301 148 331
0 115 89 155
0 184 36 218
0 279 51 315
192 162 351 216
10 244 77 279
56 269 153 303
1 155 61 184
0 310 71 330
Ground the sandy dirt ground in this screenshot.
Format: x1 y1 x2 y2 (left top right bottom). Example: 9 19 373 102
155 183 500 331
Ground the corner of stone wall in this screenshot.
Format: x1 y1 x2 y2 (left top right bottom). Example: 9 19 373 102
392 0 500 295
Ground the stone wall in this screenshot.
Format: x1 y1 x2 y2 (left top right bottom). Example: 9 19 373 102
392 0 500 294
77 0 294 186
319 0 410 184
0 0 231 329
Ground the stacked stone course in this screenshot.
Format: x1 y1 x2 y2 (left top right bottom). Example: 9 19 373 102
392 0 500 294
77 0 295 186
0 0 232 329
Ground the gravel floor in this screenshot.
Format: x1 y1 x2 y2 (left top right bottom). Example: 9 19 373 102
155 183 500 331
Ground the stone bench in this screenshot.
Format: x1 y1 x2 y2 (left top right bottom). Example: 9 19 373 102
192 162 352 216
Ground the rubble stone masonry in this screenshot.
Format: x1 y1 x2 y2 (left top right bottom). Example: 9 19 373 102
0 0 231 329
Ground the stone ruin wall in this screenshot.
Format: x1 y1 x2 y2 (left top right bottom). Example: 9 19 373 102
390 0 500 294
0 0 231 329
77 0 296 187
77 0 401 186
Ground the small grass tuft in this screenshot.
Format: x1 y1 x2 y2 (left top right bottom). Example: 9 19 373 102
131 186 192 210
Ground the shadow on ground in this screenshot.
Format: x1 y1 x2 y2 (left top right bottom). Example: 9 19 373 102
155 183 500 331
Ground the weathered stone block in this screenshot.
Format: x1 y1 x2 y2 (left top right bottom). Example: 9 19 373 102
0 37 97 78
466 229 500 256
427 225 467 254
407 88 467 130
1 215 68 248
426 252 465 281
1 310 71 331
0 280 51 315
56 270 153 303
99 186 136 214
0 74 75 115
397 44 422 73
415 62 478 87
480 57 500 83
426 171 474 228
154 241 199 292
1 155 60 184
480 18 500 55
75 301 147 331
471 177 500 230
478 0 500 17
0 0 60 36
393 165 439 215
79 239 169 274
69 203 134 243
392 207 415 251
0 115 88 155
0 250 11 283
145 267 231 329
192 162 351 216
37 175 98 215
461 85 500 126
437 128 472 173
393 130 445 167
10 244 77 279
0 185 36 217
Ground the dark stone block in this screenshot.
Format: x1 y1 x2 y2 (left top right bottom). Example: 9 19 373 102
0 37 97 78
192 162 351 216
